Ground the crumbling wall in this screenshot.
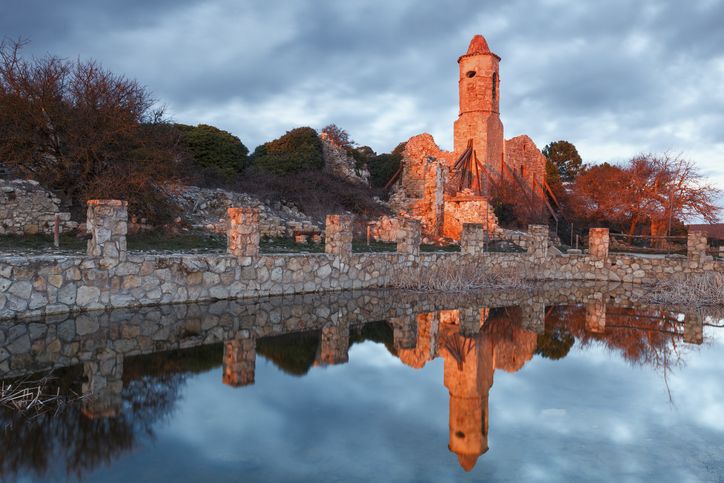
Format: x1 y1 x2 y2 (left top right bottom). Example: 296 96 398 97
165 184 321 238
442 193 498 240
389 134 452 237
504 135 547 191
0 179 77 235
320 134 371 186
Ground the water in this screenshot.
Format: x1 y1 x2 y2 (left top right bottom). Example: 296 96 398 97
1 286 723 482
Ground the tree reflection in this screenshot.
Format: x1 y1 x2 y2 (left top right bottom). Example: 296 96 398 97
0 345 221 481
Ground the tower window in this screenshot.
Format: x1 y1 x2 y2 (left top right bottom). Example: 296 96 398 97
466 70 476 78
492 72 497 100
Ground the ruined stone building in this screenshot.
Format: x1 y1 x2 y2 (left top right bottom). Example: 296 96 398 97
389 34 550 240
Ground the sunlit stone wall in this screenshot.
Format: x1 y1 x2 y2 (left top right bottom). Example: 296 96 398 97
324 214 353 257
0 202 722 320
588 228 610 259
227 207 260 258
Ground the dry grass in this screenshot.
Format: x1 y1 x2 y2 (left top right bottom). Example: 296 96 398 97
646 272 724 307
390 260 531 292
1 374 87 419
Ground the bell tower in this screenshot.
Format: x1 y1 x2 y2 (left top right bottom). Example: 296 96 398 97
453 35 505 172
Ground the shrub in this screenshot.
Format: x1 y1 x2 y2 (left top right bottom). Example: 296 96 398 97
251 127 323 174
368 142 406 189
177 124 248 179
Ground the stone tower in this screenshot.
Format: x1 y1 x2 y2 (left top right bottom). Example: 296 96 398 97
453 35 505 172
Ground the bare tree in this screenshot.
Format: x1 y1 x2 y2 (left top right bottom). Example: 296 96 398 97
0 39 183 221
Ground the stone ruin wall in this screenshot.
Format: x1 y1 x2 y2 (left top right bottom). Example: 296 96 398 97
0 179 78 235
504 135 546 185
166 184 321 238
0 203 721 321
319 133 371 186
390 134 503 241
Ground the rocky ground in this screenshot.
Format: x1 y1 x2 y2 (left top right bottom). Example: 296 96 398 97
164 184 323 238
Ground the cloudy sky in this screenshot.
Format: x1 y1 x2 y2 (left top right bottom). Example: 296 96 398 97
2 0 723 189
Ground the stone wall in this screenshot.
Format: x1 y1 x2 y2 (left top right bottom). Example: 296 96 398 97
320 133 371 186
165 184 320 238
442 194 498 240
504 135 547 192
0 179 77 235
0 203 722 320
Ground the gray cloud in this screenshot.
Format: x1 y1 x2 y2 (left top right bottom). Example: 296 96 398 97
2 0 723 192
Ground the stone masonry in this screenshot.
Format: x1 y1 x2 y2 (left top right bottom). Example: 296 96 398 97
324 215 353 257
527 225 549 260
687 230 710 265
0 179 77 235
86 200 128 267
461 223 486 255
227 207 260 257
397 218 422 257
0 200 722 320
389 34 548 240
588 228 610 259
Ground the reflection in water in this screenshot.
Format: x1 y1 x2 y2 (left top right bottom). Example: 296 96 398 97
0 286 717 481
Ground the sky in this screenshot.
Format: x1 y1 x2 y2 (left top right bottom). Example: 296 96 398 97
2 0 723 190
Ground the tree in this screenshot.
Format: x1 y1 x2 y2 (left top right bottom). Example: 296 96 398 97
320 124 353 150
543 140 583 182
367 142 406 189
176 124 248 180
251 127 323 174
0 39 181 221
571 154 721 236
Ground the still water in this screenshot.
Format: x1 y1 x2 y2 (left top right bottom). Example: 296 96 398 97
1 287 723 482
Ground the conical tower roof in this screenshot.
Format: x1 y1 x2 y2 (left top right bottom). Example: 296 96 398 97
459 34 500 62
466 35 490 55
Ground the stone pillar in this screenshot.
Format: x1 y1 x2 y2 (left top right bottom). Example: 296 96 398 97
527 224 549 260
585 300 606 334
461 223 486 255
86 200 127 266
227 207 260 257
683 312 703 345
319 321 350 365
397 218 421 257
460 307 488 337
223 332 256 387
390 315 417 350
588 228 610 259
687 230 709 264
82 350 124 418
325 215 353 257
521 300 545 334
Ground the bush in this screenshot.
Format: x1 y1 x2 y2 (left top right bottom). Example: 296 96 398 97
368 142 406 189
176 124 248 179
251 127 323 174
235 168 388 221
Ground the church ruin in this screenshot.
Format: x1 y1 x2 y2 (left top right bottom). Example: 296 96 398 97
388 34 552 240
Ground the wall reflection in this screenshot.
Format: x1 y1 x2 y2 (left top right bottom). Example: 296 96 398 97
0 285 715 480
